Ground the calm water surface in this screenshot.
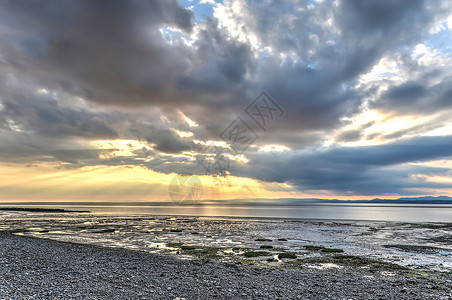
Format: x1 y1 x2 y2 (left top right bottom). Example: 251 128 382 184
4 203 452 222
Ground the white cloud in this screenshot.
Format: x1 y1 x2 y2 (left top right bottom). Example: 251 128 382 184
200 0 216 4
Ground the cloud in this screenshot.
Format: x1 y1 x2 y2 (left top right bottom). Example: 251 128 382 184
0 0 195 106
1 0 452 198
234 135 452 195
366 44 452 117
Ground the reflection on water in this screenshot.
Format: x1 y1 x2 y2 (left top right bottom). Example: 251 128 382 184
9 203 450 222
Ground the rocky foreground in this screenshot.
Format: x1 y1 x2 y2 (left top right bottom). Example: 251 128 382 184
0 233 451 299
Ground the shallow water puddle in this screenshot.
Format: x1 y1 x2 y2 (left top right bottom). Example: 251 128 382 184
306 263 343 270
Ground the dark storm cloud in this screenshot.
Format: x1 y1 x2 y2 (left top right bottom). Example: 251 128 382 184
1 96 118 139
372 74 452 115
142 126 196 154
0 0 195 106
384 82 426 101
235 135 452 195
326 135 452 166
0 131 113 165
178 19 254 92
339 0 425 35
336 129 362 143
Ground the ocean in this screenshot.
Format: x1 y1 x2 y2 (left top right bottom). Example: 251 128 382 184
2 203 451 222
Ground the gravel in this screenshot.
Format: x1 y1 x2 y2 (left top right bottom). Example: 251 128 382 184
1 233 451 299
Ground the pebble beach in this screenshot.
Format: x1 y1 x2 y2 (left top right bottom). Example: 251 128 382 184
1 233 452 299
1 210 451 299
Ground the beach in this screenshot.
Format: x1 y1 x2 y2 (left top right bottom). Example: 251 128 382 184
1 210 452 299
1 233 451 299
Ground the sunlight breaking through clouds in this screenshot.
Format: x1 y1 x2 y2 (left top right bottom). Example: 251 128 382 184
1 0 452 201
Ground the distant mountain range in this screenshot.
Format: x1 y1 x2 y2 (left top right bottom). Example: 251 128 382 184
308 196 452 204
230 196 452 205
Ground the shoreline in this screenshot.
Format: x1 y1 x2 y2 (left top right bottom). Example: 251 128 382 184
1 212 452 273
2 207 452 223
0 207 90 213
1 233 451 299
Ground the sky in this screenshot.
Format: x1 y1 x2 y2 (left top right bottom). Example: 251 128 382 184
1 0 452 202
